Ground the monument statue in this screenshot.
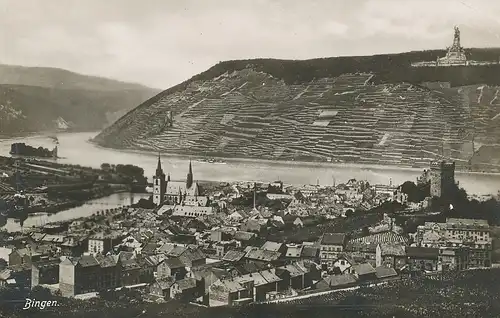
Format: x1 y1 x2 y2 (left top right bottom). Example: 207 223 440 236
438 26 467 66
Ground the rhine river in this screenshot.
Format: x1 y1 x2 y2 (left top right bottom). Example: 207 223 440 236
1 131 499 231
1 192 149 233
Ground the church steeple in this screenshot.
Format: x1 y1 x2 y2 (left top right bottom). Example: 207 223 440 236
186 160 193 189
155 152 164 177
153 152 166 206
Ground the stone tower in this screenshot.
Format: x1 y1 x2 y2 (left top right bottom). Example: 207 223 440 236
153 153 166 206
430 161 456 198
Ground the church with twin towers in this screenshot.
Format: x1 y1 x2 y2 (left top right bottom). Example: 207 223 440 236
152 154 205 207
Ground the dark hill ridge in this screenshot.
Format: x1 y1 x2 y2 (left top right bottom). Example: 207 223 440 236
0 64 158 93
0 65 160 134
94 50 500 172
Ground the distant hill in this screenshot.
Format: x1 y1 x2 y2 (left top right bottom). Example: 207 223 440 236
93 49 500 172
0 65 160 135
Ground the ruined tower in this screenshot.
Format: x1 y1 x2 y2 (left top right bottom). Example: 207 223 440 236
430 161 456 198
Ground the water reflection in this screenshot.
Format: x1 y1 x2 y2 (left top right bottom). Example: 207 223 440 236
1 192 149 232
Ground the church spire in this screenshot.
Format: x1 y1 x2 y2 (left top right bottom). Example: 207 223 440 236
186 160 193 189
155 152 163 177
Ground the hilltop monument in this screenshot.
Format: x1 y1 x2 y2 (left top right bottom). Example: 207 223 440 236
412 26 498 67
437 26 467 66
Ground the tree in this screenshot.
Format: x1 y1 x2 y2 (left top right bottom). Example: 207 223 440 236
0 258 7 270
362 226 370 236
401 181 429 203
345 209 354 218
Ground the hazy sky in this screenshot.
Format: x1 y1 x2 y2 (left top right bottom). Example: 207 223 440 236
1 0 500 89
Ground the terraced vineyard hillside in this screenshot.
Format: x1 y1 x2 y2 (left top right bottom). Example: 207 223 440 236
94 59 500 172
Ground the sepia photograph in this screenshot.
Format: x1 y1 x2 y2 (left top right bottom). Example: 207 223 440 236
1 0 500 317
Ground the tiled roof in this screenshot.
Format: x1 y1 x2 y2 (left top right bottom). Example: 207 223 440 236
352 263 376 276
335 253 356 265
321 233 346 245
259 269 282 284
182 248 206 262
245 248 281 262
78 255 99 268
164 245 187 257
278 263 308 277
261 241 283 252
222 250 246 262
189 266 229 281
95 254 118 268
175 277 197 290
156 276 175 289
0 269 12 280
233 231 256 241
446 218 489 228
346 242 378 253
118 251 135 261
285 245 303 258
379 243 405 256
350 231 408 245
11 248 42 257
121 258 140 269
324 273 357 287
375 266 398 279
141 243 158 254
145 254 166 267
234 262 267 275
41 235 65 243
161 257 185 269
301 246 319 258
215 279 245 293
235 272 266 286
406 247 439 259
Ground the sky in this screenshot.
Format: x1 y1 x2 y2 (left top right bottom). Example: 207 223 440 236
1 0 500 89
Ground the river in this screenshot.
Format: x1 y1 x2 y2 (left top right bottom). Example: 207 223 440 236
0 131 499 231
1 192 149 232
1 132 500 194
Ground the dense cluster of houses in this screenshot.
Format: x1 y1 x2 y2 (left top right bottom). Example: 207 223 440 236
0 164 494 307
0 211 492 306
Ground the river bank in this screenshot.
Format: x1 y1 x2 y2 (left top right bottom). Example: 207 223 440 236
1 132 499 196
1 192 149 232
88 139 500 177
6 186 134 219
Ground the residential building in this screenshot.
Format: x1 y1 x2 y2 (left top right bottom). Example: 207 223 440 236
156 258 187 280
319 233 347 267
406 247 439 272
375 243 407 269
31 260 59 289
261 241 287 255
208 278 254 307
9 248 43 266
351 263 377 282
244 248 281 266
88 232 120 255
59 254 121 297
149 276 175 300
171 277 203 301
333 254 356 274
415 218 492 269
